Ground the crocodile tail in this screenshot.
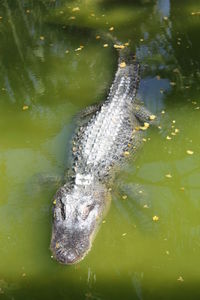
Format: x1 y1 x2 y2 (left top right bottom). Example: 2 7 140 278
100 32 140 100
118 46 137 66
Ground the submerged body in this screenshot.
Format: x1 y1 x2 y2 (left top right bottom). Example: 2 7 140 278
51 48 154 264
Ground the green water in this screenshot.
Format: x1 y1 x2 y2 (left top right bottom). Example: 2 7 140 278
0 0 200 299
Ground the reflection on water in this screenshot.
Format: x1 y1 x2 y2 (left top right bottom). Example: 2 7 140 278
0 0 200 299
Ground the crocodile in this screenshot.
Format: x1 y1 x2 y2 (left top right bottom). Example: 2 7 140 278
50 46 155 265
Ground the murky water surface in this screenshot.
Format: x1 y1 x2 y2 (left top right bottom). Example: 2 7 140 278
0 0 200 299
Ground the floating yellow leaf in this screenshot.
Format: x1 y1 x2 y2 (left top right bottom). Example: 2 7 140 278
109 26 114 31
114 44 125 49
40 36 44 40
53 199 56 205
96 35 100 39
140 122 149 130
72 7 80 12
119 62 126 68
22 105 29 110
165 174 172 178
122 195 127 200
149 115 156 120
186 150 194 155
103 44 108 48
166 136 172 140
177 276 184 282
122 233 127 237
153 215 159 221
75 47 83 51
124 151 130 156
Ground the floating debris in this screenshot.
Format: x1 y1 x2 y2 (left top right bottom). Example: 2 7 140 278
53 199 56 205
102 220 106 224
103 43 108 48
72 7 80 12
163 16 168 20
166 136 172 140
165 173 172 178
40 36 45 40
69 16 76 20
140 122 149 130
75 45 84 51
124 151 130 156
191 11 200 16
166 250 170 255
149 115 156 120
65 50 69 54
114 44 125 49
143 204 149 208
161 110 165 114
22 105 29 110
186 150 194 155
109 26 114 31
175 128 179 133
177 276 184 282
119 62 126 68
96 35 100 39
122 233 127 237
122 195 127 200
152 215 159 222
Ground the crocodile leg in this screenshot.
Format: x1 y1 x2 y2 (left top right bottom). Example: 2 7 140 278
133 100 157 125
77 103 102 119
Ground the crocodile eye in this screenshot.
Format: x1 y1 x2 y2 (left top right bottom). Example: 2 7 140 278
82 204 95 220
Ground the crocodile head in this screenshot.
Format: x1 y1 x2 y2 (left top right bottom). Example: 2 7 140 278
50 182 110 264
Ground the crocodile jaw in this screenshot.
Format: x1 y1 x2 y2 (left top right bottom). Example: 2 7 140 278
50 182 111 264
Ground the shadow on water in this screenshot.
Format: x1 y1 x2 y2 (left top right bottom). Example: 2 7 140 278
1 278 200 300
